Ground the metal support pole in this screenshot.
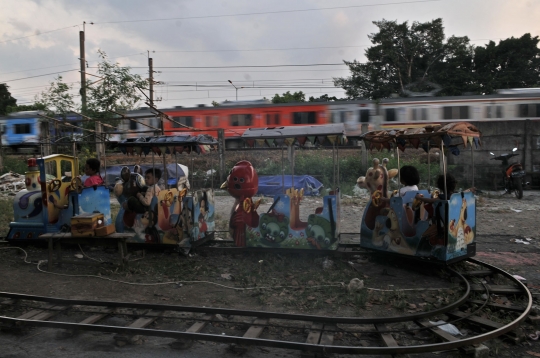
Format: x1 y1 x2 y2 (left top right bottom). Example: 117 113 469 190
441 143 447 195
396 146 401 194
336 143 340 192
218 129 225 184
281 146 285 194
332 145 336 190
427 140 431 190
471 144 474 188
291 145 295 191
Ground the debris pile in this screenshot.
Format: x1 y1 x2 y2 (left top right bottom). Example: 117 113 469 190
0 172 25 193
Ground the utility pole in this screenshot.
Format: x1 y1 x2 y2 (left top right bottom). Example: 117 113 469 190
149 57 154 108
79 25 86 112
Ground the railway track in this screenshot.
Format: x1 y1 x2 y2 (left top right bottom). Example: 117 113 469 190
0 258 532 355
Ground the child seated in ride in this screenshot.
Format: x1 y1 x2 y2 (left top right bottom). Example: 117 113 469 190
415 173 476 204
83 158 104 187
398 165 420 197
125 168 162 214
377 165 420 206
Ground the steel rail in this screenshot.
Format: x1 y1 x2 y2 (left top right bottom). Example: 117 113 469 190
0 259 531 355
0 268 468 325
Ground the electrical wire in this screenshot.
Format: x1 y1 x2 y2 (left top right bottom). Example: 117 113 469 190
92 0 442 24
0 24 79 44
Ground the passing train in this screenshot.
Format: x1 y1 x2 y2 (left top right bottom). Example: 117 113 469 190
0 111 121 152
2 90 540 150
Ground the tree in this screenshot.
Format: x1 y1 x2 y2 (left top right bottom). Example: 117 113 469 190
271 91 305 103
86 50 148 119
5 103 46 114
35 76 76 118
0 84 17 115
212 100 220 107
473 34 540 94
334 18 473 99
308 94 340 102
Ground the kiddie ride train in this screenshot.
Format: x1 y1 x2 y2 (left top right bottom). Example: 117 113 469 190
7 135 219 249
6 123 481 265
358 122 481 264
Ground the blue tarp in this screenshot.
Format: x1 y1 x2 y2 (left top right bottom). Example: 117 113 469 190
257 175 323 196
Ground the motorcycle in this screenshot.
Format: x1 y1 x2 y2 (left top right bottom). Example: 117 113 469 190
489 148 529 199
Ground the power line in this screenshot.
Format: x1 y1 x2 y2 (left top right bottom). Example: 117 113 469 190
102 63 346 69
1 69 79 83
0 24 79 44
92 0 441 24
155 45 369 53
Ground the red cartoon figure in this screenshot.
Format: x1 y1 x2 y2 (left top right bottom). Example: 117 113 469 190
220 161 261 247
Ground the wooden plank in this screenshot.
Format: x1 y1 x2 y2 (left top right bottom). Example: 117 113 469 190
17 304 57 320
447 310 504 329
305 323 323 345
127 310 163 328
79 309 113 325
186 314 214 333
469 284 522 294
31 305 67 321
375 324 399 347
319 325 335 346
243 318 268 338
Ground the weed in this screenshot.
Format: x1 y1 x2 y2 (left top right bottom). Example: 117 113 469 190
0 198 14 236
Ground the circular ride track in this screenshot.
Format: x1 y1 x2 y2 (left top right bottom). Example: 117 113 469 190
0 258 531 355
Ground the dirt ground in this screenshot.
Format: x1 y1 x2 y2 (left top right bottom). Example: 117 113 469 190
1 190 540 357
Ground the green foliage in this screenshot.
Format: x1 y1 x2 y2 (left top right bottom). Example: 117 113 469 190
308 94 340 102
35 76 76 118
5 103 46 114
211 101 220 107
0 84 17 116
1 156 29 175
335 18 540 98
86 50 148 119
473 34 540 93
271 91 306 104
0 198 14 236
77 147 98 174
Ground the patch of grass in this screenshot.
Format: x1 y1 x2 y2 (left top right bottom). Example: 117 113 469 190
0 198 14 237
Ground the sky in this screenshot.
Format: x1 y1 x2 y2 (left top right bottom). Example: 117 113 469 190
1 0 539 110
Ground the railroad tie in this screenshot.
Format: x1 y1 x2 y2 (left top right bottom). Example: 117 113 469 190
170 314 214 350
229 318 268 355
114 309 163 346
57 308 114 338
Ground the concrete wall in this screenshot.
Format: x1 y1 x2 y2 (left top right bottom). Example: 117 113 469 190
447 120 540 189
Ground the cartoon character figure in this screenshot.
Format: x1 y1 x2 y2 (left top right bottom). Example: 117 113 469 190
220 161 261 247
449 193 474 251
357 158 398 197
259 210 289 244
305 215 335 249
372 208 416 255
197 195 209 238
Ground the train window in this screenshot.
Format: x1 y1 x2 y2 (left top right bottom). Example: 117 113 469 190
385 108 396 122
485 105 503 118
14 124 31 134
205 115 219 127
292 112 316 124
442 106 469 120
171 116 193 128
230 114 252 126
518 104 540 117
129 119 138 130
205 116 211 127
359 109 370 123
266 114 280 125
411 108 428 121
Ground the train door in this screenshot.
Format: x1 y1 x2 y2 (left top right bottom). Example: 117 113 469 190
329 104 358 131
263 112 281 127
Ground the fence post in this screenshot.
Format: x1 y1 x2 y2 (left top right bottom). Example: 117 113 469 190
218 129 225 184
